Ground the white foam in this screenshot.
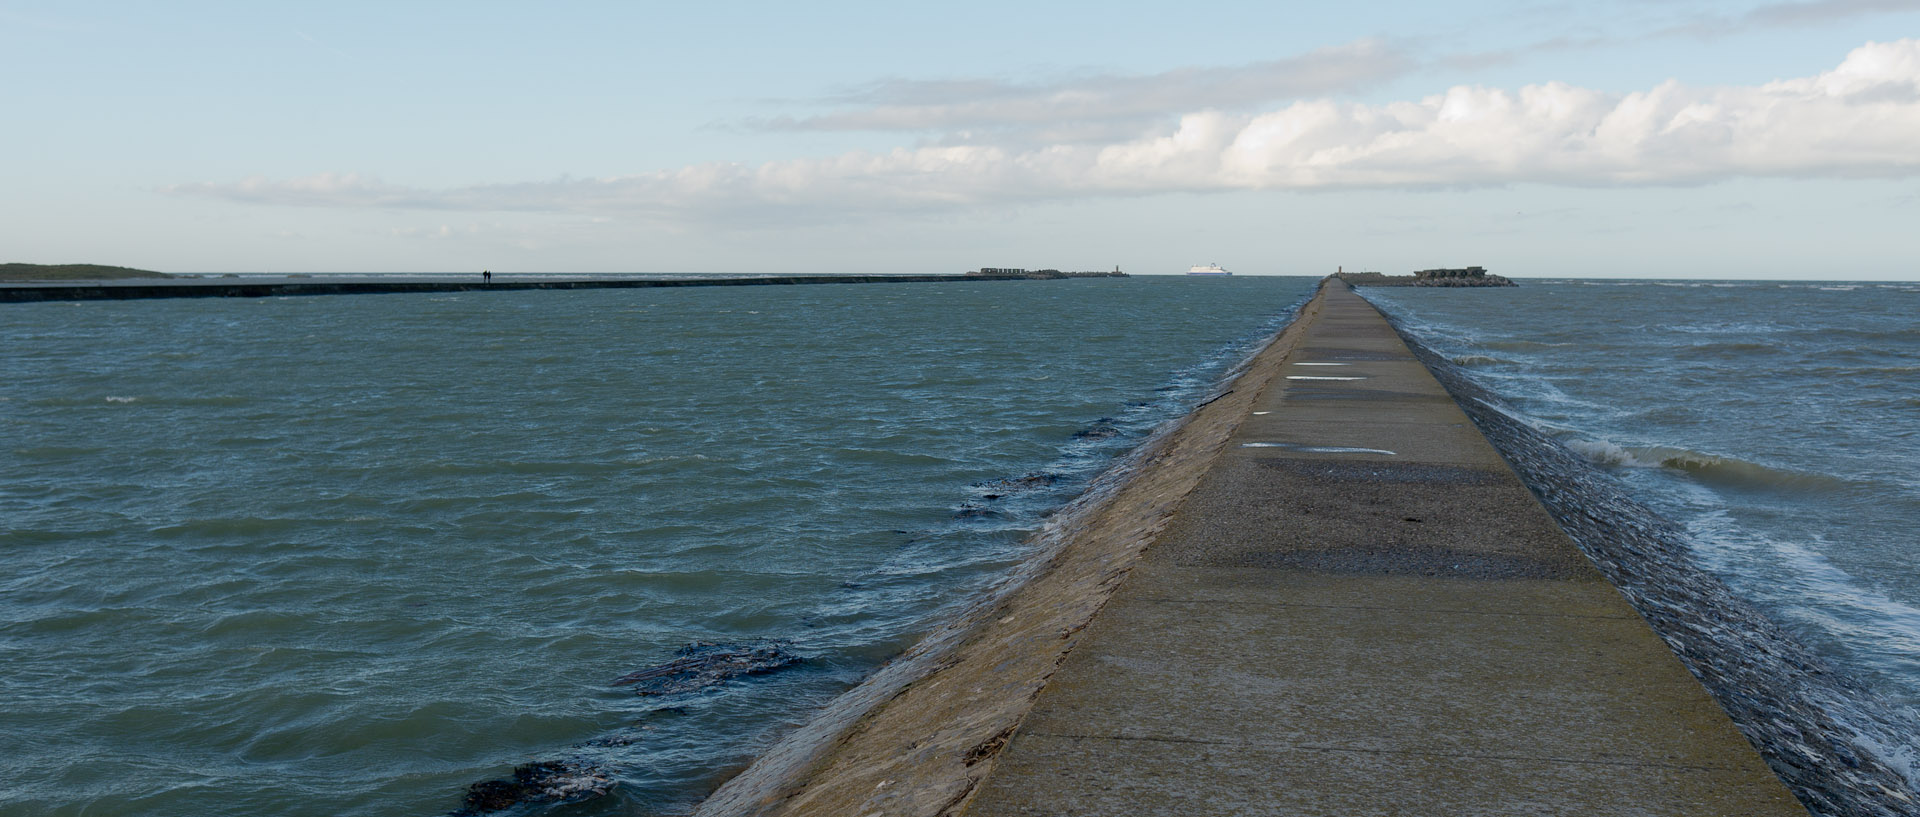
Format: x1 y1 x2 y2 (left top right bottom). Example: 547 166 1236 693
1683 518 1920 788
1854 730 1920 792
1565 438 1662 468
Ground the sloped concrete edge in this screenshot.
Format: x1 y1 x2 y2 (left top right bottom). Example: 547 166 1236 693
1369 298 1918 817
690 285 1331 817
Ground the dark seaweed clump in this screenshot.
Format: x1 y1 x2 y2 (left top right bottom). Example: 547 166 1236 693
959 471 1067 517
447 642 802 814
454 760 612 815
974 472 1062 493
611 640 803 696
1071 418 1122 440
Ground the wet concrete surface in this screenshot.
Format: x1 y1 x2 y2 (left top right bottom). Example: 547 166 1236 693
692 280 1807 817
962 281 1806 816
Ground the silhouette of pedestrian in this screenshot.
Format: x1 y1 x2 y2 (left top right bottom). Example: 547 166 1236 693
483 270 492 284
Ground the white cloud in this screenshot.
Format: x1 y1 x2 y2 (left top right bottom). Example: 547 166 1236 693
167 40 1920 221
169 172 420 207
751 39 1415 139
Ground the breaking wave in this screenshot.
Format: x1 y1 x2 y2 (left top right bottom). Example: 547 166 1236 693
1563 439 1851 492
1391 323 1920 816
1448 353 1512 366
1362 284 1920 817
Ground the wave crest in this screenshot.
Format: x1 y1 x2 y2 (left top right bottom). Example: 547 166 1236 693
1565 439 1847 492
1449 354 1512 366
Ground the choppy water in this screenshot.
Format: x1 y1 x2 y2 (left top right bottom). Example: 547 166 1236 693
0 277 1314 816
1364 280 1920 785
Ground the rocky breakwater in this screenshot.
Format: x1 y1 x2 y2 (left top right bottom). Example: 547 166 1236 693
1336 266 1516 287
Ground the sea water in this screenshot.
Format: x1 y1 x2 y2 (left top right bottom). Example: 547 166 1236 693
1364 280 1920 782
0 277 1315 816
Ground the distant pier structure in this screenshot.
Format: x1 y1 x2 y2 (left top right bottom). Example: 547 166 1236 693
1334 265 1514 287
967 266 1128 279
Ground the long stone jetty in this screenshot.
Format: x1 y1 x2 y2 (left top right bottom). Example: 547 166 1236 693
693 278 1807 816
0 273 1050 303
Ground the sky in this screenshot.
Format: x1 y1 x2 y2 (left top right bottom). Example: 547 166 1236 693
3 0 1918 278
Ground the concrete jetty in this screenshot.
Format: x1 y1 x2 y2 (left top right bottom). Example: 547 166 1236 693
696 279 1806 816
0 273 1048 303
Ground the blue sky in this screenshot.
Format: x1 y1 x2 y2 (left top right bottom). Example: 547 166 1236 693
4 1 1918 277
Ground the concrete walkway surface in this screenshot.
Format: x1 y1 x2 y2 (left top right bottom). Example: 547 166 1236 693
695 280 1807 817
960 281 1805 816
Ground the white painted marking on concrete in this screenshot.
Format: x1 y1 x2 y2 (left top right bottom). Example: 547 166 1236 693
1252 411 1271 415
1287 375 1366 381
1241 443 1397 455
1293 362 1350 366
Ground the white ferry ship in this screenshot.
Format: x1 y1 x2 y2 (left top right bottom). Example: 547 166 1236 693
1186 263 1232 276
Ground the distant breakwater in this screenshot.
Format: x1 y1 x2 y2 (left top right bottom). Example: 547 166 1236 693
1335 267 1516 287
1377 304 1920 817
0 273 1063 303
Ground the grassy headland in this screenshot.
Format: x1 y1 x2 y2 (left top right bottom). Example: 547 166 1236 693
0 263 173 282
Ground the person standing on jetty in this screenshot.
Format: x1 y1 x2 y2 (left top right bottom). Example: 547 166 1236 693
482 270 492 284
